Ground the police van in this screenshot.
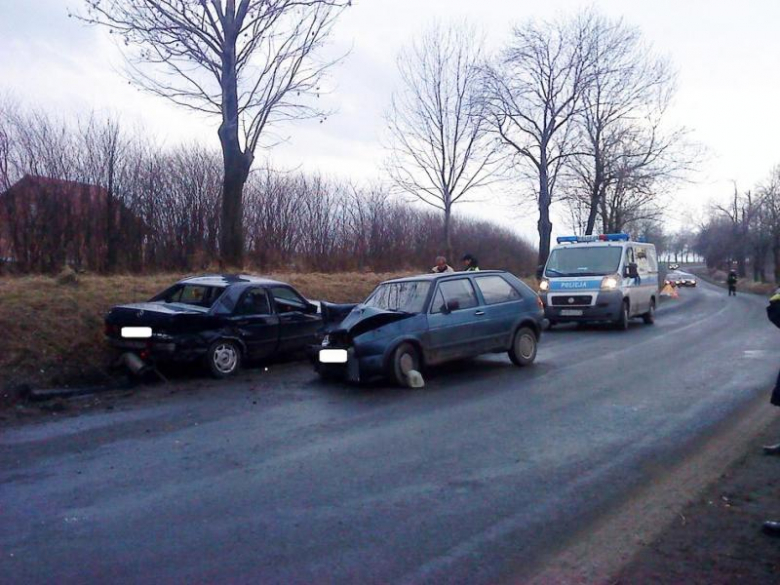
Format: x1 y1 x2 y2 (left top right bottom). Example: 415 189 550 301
537 234 659 330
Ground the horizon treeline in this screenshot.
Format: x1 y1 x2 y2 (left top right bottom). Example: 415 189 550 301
0 102 537 276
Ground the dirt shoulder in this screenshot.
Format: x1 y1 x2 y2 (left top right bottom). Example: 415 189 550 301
617 410 780 584
526 390 780 584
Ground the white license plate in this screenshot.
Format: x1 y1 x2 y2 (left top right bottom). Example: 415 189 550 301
319 349 348 364
560 309 583 317
121 326 153 339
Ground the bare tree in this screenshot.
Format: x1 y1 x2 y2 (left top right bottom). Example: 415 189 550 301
386 23 502 260
565 15 679 234
483 12 594 266
77 0 349 267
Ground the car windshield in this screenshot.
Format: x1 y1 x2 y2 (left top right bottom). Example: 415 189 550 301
152 284 225 308
545 246 622 277
363 281 431 313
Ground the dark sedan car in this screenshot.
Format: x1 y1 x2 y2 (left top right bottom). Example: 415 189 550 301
104 274 331 378
314 271 546 387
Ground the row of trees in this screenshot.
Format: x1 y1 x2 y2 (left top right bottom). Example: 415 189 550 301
387 11 695 266
72 3 689 269
696 169 780 282
0 102 536 274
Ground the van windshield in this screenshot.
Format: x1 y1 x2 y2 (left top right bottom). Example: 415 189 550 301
545 246 623 277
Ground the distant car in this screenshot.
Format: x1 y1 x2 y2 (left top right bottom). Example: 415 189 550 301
668 263 680 270
104 274 343 378
665 272 697 287
314 271 545 387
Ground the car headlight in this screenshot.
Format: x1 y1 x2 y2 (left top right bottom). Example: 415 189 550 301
601 275 621 290
539 279 550 292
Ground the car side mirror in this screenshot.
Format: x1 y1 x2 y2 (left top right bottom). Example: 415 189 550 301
536 264 545 279
305 303 318 314
625 263 639 279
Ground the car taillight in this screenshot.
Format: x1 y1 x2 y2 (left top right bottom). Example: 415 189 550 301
104 323 117 336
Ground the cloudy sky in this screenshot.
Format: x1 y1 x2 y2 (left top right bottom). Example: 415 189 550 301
2 0 780 241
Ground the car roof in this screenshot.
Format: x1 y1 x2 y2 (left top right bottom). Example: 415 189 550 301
382 270 509 284
178 274 288 287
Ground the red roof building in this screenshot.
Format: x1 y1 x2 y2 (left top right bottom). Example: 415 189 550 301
0 175 141 272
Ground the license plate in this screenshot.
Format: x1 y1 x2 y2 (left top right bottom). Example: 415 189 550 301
560 309 583 316
121 326 153 339
319 349 348 364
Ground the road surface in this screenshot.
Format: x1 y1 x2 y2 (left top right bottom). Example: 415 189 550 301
2 280 778 584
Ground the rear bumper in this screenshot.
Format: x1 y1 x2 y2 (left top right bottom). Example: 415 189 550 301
106 337 205 361
542 291 624 323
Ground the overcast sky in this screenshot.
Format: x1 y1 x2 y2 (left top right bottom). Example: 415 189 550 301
2 0 780 241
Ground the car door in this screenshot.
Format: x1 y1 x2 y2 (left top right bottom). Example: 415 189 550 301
230 287 280 359
269 286 322 352
474 275 524 351
426 278 483 363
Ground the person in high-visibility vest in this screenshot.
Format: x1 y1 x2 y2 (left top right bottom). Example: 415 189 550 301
461 253 480 272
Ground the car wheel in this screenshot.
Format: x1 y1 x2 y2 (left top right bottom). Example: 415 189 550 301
509 327 537 367
643 299 656 325
390 342 420 388
615 301 630 331
206 340 242 378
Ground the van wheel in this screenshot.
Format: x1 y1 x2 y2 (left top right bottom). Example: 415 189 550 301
643 299 656 325
615 301 630 331
509 327 537 367
390 342 420 388
206 340 242 378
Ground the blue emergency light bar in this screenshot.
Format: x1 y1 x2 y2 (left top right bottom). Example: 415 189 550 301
556 233 630 244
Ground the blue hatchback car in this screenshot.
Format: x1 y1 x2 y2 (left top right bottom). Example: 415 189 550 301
315 271 545 387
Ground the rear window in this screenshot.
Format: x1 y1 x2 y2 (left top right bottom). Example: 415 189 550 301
475 276 521 305
153 284 225 308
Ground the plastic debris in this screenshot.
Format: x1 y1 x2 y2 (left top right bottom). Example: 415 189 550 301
407 370 425 389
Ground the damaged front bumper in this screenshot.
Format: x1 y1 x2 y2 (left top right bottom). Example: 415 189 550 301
311 345 384 383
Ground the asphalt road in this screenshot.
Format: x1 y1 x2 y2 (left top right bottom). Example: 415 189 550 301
2 280 778 584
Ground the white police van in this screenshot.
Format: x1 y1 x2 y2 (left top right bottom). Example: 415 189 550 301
538 234 659 330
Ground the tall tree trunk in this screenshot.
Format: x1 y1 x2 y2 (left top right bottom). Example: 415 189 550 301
443 205 453 263
584 146 603 235
218 11 251 268
537 165 552 267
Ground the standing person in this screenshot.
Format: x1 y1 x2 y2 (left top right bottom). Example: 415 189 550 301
727 270 738 296
461 253 480 272
431 256 454 273
761 288 780 536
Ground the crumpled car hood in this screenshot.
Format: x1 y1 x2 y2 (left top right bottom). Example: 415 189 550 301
335 305 414 338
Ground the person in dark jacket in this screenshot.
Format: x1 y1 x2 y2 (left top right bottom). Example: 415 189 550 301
761 289 780 536
461 253 480 272
727 270 738 296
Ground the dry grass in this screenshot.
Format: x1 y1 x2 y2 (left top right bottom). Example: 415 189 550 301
0 271 405 401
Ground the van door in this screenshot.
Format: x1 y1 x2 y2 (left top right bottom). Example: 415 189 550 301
635 245 657 309
623 246 645 316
